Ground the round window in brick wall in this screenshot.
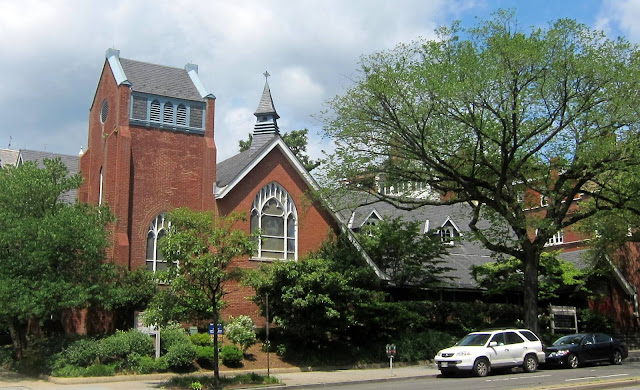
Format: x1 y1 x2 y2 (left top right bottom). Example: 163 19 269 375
100 100 109 123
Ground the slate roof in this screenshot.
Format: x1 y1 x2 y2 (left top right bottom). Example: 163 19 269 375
119 58 204 102
18 149 79 204
254 81 279 118
216 134 278 188
0 148 19 167
336 191 590 290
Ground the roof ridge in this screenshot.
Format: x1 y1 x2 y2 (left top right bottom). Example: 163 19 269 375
119 57 188 72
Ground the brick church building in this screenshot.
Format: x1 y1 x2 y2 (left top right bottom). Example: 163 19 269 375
77 49 380 324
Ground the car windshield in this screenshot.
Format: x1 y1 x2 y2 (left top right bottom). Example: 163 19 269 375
456 333 491 346
553 335 584 346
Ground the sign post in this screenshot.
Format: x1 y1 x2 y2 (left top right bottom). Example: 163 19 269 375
134 311 160 359
386 344 396 376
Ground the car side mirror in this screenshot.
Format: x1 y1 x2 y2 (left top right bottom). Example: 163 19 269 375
489 341 498 347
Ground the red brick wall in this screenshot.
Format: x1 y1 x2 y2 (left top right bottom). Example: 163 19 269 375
79 59 217 270
217 146 339 325
127 125 216 270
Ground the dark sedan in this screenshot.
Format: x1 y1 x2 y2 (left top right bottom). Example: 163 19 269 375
544 333 628 368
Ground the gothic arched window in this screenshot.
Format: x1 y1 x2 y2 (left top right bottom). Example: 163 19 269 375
146 214 171 272
250 182 297 260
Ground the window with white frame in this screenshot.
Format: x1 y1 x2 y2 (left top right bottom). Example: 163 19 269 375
540 195 549 207
146 214 172 272
250 182 298 260
547 230 564 246
440 226 455 244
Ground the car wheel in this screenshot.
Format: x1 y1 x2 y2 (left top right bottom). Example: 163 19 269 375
522 354 538 373
473 357 490 377
567 353 579 369
611 349 623 365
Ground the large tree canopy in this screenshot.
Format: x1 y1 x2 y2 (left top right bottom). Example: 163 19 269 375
321 11 640 333
0 159 116 356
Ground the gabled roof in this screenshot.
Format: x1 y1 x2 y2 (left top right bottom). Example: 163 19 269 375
18 149 79 204
337 192 601 290
0 148 19 167
119 58 206 102
103 49 214 102
215 136 389 281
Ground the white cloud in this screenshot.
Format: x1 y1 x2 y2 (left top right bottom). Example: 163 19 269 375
4 0 614 165
597 0 640 41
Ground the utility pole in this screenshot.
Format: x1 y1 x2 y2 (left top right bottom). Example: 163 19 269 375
266 293 270 377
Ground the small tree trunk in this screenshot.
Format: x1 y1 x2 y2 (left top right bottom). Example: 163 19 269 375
8 320 27 360
212 308 220 385
523 250 541 335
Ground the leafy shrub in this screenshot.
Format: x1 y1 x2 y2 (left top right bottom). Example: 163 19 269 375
220 344 243 367
98 330 154 363
84 363 116 377
195 346 215 368
395 330 457 362
579 308 613 333
154 356 169 372
190 333 212 347
58 338 100 367
190 381 203 390
165 343 196 370
226 315 257 353
0 346 12 367
160 326 190 354
127 353 156 374
52 364 85 377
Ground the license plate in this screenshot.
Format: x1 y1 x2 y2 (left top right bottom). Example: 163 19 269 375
441 362 448 368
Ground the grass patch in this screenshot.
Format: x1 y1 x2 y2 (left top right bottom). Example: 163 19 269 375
167 372 279 389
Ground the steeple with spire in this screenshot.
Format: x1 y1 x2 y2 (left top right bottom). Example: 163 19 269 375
250 71 280 152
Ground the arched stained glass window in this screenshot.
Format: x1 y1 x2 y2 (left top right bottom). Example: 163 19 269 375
146 214 172 272
250 182 297 260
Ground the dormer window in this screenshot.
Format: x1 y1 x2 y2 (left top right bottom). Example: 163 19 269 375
130 93 205 132
439 217 460 245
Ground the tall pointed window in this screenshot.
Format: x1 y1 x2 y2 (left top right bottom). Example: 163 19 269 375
146 214 171 272
250 182 297 260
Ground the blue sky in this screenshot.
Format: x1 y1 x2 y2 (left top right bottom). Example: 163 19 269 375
0 0 637 163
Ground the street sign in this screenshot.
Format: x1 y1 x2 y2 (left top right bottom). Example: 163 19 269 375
209 323 224 335
386 344 396 357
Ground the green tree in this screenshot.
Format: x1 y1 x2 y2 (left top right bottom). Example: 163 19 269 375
357 218 453 287
471 251 588 300
144 209 255 385
321 10 640 333
225 315 256 354
239 129 321 171
245 234 381 347
0 159 114 358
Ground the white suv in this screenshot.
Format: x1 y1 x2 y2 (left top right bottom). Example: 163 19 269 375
434 329 545 377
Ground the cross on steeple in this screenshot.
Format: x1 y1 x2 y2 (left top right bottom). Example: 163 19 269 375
263 70 270 81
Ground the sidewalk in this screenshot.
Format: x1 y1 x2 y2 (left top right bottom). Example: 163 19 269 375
1 351 639 390
0 364 436 389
